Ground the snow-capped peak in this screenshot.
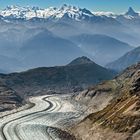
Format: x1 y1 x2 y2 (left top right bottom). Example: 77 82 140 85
117 7 140 20
0 4 94 20
49 4 94 20
93 11 116 18
0 5 53 19
125 7 139 17
5 5 42 11
0 5 140 22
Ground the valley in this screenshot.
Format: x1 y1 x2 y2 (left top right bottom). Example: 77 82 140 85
0 2 140 140
0 5 139 72
1 60 140 140
0 94 84 140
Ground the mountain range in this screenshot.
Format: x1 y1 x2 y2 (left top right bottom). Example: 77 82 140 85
0 28 133 72
0 57 116 99
71 34 132 65
0 5 139 72
0 4 120 21
0 5 139 22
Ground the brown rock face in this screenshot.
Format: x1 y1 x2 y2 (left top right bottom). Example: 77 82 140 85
0 82 22 112
130 70 140 94
71 63 140 140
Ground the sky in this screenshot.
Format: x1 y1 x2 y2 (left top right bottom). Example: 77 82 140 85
0 0 140 13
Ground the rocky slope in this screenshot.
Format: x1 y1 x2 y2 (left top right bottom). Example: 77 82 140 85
106 46 140 72
70 62 140 140
0 57 115 98
0 82 22 112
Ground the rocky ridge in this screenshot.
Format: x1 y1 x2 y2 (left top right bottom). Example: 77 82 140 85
71 63 140 140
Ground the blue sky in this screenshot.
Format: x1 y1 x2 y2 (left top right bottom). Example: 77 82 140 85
0 0 140 13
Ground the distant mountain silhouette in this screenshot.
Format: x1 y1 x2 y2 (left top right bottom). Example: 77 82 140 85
106 46 140 71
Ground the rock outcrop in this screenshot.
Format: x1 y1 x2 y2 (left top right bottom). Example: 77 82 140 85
0 82 22 112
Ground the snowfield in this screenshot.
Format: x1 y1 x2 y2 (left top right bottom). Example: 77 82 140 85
0 94 83 140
